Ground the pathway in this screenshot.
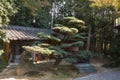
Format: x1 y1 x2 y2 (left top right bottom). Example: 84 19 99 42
74 68 120 80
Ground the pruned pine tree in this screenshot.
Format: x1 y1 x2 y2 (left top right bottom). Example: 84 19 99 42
22 17 89 69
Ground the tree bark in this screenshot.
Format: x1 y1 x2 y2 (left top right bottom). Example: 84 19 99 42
54 57 62 69
87 25 91 50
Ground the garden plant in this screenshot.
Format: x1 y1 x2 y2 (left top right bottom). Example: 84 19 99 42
22 17 93 69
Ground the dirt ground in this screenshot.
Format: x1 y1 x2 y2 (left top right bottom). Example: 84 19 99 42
0 59 110 80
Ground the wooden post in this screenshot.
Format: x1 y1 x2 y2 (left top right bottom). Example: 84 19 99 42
3 41 11 63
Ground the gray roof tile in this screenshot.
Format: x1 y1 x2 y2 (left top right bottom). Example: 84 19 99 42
3 25 51 40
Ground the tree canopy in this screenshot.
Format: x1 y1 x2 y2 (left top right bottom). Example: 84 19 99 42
0 0 17 26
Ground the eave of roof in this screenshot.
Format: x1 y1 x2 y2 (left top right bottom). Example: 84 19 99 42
3 25 51 41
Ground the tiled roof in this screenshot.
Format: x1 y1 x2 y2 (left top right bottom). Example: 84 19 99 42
3 25 51 40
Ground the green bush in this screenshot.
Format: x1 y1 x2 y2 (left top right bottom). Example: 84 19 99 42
65 50 94 63
0 50 6 72
109 35 120 67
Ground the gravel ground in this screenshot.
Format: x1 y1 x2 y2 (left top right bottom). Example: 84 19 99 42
0 58 118 80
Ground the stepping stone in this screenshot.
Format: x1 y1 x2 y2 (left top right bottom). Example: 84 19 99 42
74 63 96 73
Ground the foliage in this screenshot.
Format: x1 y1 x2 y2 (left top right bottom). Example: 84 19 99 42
0 0 17 71
10 0 51 28
22 46 54 55
65 50 94 63
6 0 120 67
0 42 6 69
0 42 6 72
10 6 33 26
90 0 120 11
53 27 78 35
49 0 76 23
73 0 120 55
108 35 120 67
38 32 61 42
88 0 120 61
10 0 81 28
22 0 50 16
76 50 94 59
23 17 90 67
22 0 51 27
0 0 17 26
60 41 84 48
0 50 4 56
0 54 6 72
0 0 16 43
61 17 85 25
34 7 51 28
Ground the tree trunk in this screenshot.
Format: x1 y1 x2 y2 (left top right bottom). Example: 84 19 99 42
54 57 62 69
87 25 91 50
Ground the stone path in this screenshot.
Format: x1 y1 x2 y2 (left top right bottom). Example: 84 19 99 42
74 68 120 80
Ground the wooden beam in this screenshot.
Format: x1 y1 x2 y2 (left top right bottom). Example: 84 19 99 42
3 41 10 63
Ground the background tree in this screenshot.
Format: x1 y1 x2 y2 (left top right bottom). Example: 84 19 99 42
90 0 120 53
0 0 17 26
10 0 51 28
73 0 120 54
0 0 17 52
0 0 17 70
